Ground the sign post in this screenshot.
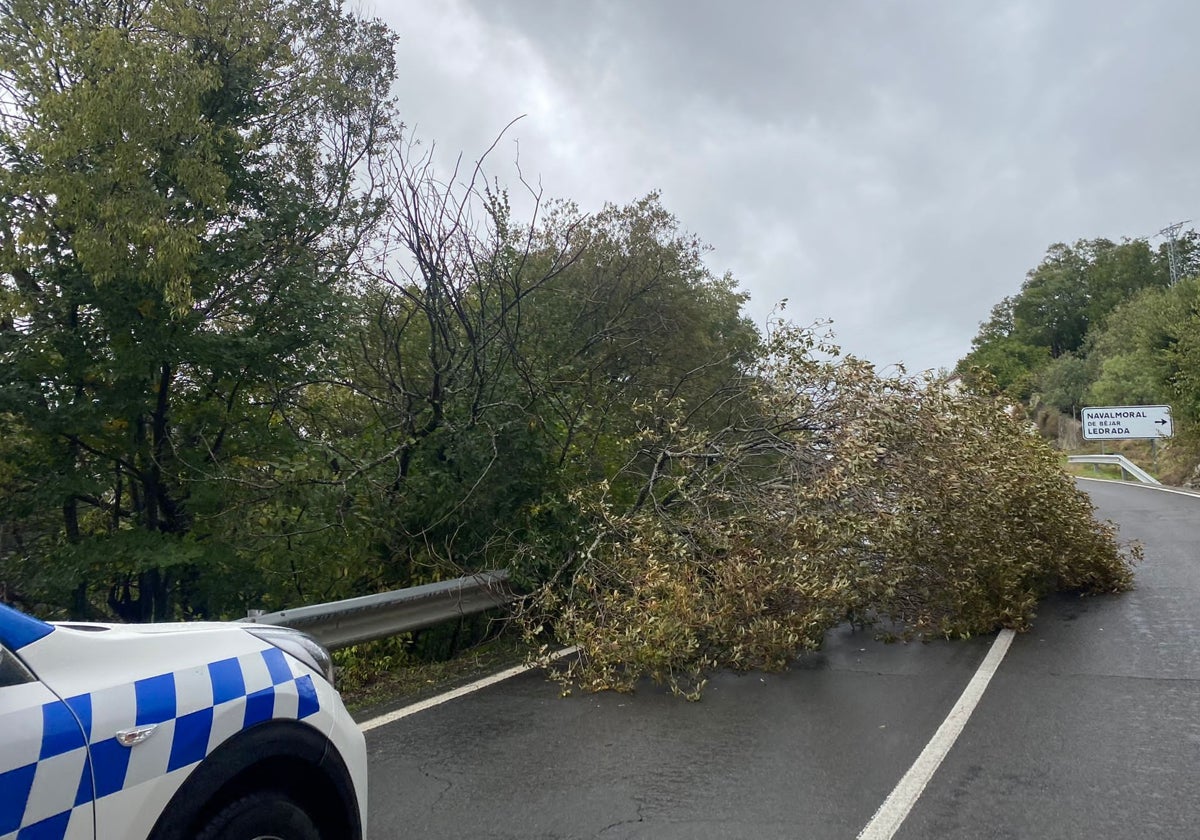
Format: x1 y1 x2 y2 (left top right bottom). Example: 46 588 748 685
1080 405 1173 441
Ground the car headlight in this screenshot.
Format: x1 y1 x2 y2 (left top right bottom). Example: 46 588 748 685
245 625 336 684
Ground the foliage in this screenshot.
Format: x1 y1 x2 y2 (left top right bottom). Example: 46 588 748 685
831 372 1136 636
340 155 760 594
1036 353 1093 415
957 230 1200 461
0 0 398 619
959 238 1169 401
1082 282 1192 409
0 3 1142 710
527 326 1137 697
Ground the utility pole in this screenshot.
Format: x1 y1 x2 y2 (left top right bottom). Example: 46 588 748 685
1158 220 1190 285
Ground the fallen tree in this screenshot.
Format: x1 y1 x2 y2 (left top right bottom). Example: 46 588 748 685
522 323 1139 698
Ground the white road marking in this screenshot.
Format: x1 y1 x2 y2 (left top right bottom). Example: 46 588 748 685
856 628 1016 840
1076 476 1200 498
852 475 1176 835
358 647 577 733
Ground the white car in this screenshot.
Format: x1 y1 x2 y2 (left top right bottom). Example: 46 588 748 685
0 602 367 840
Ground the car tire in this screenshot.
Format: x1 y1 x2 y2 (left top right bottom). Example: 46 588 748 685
195 790 322 840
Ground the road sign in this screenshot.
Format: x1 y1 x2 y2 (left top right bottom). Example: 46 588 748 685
1081 405 1173 440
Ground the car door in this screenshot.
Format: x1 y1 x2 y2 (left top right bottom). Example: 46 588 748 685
0 642 94 840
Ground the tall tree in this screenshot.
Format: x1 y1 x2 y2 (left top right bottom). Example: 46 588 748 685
961 237 1173 402
958 297 1047 396
0 0 398 619
1083 238 1165 327
340 150 761 588
1011 243 1091 358
514 194 760 492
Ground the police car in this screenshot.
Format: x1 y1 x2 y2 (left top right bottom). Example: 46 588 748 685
0 602 367 840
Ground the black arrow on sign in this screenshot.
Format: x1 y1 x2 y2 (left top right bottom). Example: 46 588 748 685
1155 419 1169 425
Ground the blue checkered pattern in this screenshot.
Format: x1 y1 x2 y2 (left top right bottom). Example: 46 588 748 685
1 647 321 840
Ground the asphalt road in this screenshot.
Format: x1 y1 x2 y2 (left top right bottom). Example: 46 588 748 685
365 480 1199 839
896 480 1200 839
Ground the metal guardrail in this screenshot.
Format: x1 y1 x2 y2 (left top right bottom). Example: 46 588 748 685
1068 454 1161 485
241 570 515 649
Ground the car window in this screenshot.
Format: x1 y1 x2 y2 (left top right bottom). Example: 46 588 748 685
0 643 34 688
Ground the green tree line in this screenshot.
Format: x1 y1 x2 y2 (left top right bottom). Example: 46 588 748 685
1 0 1135 694
957 229 1200 442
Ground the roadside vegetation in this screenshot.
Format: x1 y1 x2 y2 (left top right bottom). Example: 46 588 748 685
524 337 1137 698
957 232 1200 484
1 0 1137 698
335 622 525 713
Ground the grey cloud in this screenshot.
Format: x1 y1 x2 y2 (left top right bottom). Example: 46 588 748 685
378 0 1200 371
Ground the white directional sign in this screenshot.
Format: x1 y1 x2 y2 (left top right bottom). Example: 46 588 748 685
1081 405 1173 440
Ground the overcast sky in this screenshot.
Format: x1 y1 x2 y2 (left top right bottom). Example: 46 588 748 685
370 0 1199 373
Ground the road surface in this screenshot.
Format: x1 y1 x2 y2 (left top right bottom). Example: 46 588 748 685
364 480 1200 839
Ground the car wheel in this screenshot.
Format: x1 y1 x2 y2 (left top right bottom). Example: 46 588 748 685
196 790 322 840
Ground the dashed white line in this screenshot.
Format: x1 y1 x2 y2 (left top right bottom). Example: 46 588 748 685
856 628 1016 840
358 646 577 733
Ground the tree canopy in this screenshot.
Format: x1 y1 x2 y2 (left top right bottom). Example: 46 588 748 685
0 0 398 619
0 0 1137 698
958 229 1200 456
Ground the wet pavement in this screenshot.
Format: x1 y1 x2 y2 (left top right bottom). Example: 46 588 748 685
366 481 1199 839
896 480 1200 840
